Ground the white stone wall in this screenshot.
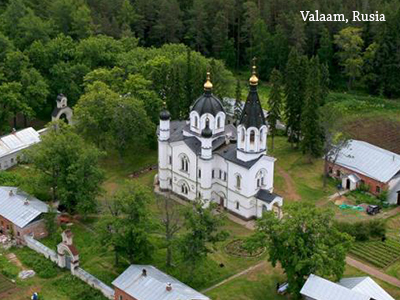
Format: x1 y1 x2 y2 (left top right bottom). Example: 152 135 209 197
0 153 19 170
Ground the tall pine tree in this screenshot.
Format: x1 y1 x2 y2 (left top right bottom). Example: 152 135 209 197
301 57 324 160
284 48 303 147
267 68 282 150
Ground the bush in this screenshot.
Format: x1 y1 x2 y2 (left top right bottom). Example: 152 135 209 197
335 219 386 242
14 248 59 278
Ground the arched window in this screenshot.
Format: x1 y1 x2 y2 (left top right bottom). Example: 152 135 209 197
250 131 255 144
181 183 189 195
236 202 240 210
256 169 267 188
180 155 189 172
194 116 198 128
241 128 245 143
217 117 221 128
236 175 241 189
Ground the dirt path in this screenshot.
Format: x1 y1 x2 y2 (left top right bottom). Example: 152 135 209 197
346 256 400 288
201 261 267 294
6 253 24 269
276 166 301 201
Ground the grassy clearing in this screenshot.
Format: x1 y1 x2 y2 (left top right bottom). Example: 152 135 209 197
269 136 337 204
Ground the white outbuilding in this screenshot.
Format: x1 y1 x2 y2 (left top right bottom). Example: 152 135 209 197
0 127 41 170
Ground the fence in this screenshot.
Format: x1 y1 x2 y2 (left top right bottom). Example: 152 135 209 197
23 235 115 300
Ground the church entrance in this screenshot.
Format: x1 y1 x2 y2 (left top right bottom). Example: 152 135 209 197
220 197 225 208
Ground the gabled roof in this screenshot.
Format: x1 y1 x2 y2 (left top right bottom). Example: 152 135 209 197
0 187 49 228
334 140 400 183
339 277 395 300
112 265 209 300
301 274 395 300
300 274 370 300
0 127 40 158
256 190 281 204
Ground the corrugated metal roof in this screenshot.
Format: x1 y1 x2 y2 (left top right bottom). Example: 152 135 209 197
339 277 395 300
300 274 370 300
0 187 48 228
112 265 209 300
335 140 400 183
0 127 41 157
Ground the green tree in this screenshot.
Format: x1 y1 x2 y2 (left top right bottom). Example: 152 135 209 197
267 69 283 150
153 0 182 44
0 82 24 133
317 27 334 73
25 122 104 216
101 182 154 264
301 57 324 160
334 27 364 90
179 199 228 275
284 48 303 147
248 203 353 298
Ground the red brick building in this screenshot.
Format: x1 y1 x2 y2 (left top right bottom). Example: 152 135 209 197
328 140 400 204
0 187 50 244
112 265 209 300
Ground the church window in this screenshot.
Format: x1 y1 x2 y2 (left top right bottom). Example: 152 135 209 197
219 170 222 179
261 176 265 186
236 202 240 210
180 155 189 172
212 169 215 178
217 117 221 128
224 172 227 181
198 169 201 178
169 155 172 165
194 116 198 128
250 131 255 144
241 128 245 143
181 184 189 195
257 178 260 188
236 175 241 189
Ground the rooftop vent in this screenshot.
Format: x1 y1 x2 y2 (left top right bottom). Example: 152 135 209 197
166 283 172 292
9 190 14 197
142 269 147 277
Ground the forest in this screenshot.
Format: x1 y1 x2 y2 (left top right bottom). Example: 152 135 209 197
0 0 399 136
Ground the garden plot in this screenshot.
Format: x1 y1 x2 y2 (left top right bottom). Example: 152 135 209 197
349 239 400 268
0 274 15 295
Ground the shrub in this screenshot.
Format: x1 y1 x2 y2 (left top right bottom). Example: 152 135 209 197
335 219 386 241
14 248 59 278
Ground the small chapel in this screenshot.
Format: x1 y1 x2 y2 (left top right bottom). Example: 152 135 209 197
156 66 283 220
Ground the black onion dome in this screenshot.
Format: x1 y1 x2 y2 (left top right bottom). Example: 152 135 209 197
159 109 170 120
239 85 266 128
191 91 225 117
201 125 213 138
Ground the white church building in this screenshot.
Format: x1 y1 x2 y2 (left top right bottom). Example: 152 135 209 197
156 68 283 220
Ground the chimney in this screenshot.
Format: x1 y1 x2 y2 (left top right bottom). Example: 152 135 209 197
24 199 29 206
9 190 14 197
166 283 172 292
142 269 147 277
12 128 16 134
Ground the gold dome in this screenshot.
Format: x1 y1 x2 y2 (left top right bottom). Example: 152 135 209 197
249 65 259 86
204 72 213 90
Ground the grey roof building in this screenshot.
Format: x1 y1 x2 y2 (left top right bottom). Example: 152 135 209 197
300 274 394 300
112 265 209 300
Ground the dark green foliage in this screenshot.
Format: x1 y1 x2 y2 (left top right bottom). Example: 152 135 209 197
301 56 324 158
267 68 283 150
15 248 59 278
25 121 105 216
336 220 386 242
248 203 353 297
179 199 229 275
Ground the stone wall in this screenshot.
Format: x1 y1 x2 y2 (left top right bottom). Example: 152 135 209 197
75 268 114 300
